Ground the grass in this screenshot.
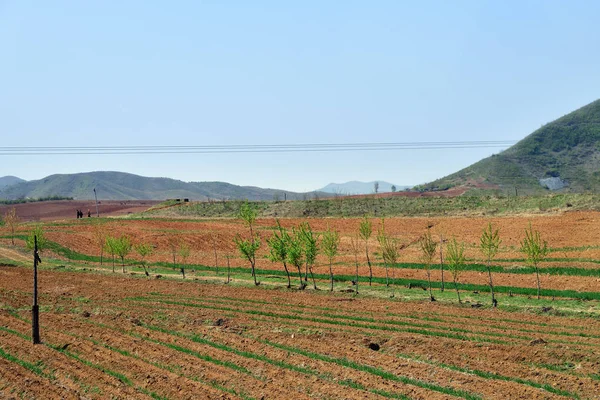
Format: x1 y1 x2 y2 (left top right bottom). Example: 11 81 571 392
0 346 55 380
395 352 578 398
261 338 483 400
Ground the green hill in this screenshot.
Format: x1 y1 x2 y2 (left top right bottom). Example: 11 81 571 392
420 99 600 194
0 171 320 201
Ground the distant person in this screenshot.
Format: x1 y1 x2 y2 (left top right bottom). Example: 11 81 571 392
87 209 91 218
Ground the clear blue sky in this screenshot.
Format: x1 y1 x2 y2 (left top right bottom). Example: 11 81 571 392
1 1 599 191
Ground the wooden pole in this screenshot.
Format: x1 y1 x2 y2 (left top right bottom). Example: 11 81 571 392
94 188 99 217
32 235 41 344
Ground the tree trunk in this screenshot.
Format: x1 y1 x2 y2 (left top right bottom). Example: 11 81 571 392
227 256 231 283
427 268 434 301
366 246 372 286
354 253 359 295
304 262 309 282
487 259 496 307
100 247 103 265
439 235 444 292
535 263 541 300
112 255 115 273
181 267 185 279
283 261 291 288
329 260 333 291
295 265 304 288
122 258 125 273
309 267 317 290
251 260 259 285
454 277 461 303
142 263 149 278
385 264 389 287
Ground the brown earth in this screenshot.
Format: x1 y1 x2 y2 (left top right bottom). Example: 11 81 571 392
0 200 161 222
0 266 598 399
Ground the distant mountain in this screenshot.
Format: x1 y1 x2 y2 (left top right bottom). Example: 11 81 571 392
419 99 600 194
0 171 323 201
319 181 410 195
0 176 25 189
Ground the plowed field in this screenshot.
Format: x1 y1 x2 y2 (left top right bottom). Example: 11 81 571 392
1 266 599 399
1 210 600 398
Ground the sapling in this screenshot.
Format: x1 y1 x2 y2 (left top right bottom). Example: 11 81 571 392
134 242 153 278
419 227 437 301
359 216 373 285
267 220 292 288
26 225 47 253
480 223 501 307
520 223 548 300
446 237 466 303
178 241 190 279
4 207 19 246
92 220 107 265
104 236 118 273
299 222 319 290
379 225 400 298
235 201 260 284
322 225 340 292
115 235 132 273
349 233 360 294
287 228 305 288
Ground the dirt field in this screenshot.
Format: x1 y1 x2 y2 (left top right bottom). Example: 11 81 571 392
2 208 600 398
1 266 599 399
0 200 162 222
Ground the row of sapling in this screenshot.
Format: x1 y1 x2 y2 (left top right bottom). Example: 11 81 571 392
234 201 261 285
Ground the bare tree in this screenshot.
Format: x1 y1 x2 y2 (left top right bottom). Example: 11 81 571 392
349 234 360 294
419 227 437 301
359 217 373 285
179 241 190 279
447 237 466 303
4 207 19 246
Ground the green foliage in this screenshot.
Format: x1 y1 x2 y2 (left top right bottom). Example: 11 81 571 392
359 216 372 242
286 229 304 271
480 223 501 262
267 220 289 265
178 242 190 261
520 223 549 266
26 225 47 252
135 242 153 260
419 228 437 268
447 238 466 280
238 201 257 229
234 235 260 265
298 221 319 267
321 226 340 260
114 235 132 263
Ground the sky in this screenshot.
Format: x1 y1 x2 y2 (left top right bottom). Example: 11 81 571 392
1 0 599 192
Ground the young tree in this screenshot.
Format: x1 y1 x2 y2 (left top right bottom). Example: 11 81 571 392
349 234 360 294
439 234 445 292
520 223 548 300
212 231 219 274
4 207 19 246
226 254 231 284
298 222 319 289
92 220 107 265
322 225 340 292
267 220 292 288
447 237 466 303
480 222 501 307
134 242 153 277
377 219 390 287
115 235 132 273
359 217 373 285
179 241 191 279
104 236 118 273
378 223 400 297
419 227 437 301
374 181 379 193
26 225 47 253
391 185 397 193
234 234 260 285
287 228 305 288
235 201 260 284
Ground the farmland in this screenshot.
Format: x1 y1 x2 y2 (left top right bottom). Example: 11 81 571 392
1 198 600 399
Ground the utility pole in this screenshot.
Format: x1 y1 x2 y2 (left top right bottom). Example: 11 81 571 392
94 188 99 217
32 235 41 344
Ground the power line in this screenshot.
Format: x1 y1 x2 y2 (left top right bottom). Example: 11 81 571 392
0 141 517 155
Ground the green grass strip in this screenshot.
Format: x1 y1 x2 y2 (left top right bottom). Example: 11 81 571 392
261 339 482 400
396 353 578 398
130 297 506 345
140 322 412 399
0 346 54 379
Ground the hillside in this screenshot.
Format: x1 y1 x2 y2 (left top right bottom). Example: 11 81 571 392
0 176 25 189
319 181 409 194
0 171 321 201
421 99 600 194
